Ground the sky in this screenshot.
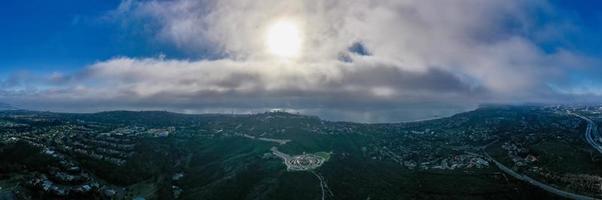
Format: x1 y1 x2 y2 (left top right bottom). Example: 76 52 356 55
1 0 602 122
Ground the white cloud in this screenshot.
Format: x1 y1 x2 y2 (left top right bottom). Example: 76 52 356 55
112 0 589 91
1 0 601 122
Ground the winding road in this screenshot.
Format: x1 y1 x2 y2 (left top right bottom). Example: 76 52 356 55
310 171 334 200
481 111 602 200
485 153 598 200
570 111 602 154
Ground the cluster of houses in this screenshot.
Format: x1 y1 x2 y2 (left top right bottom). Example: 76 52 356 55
64 133 137 166
25 174 121 199
365 137 491 170
0 123 159 199
0 120 27 128
145 127 176 137
21 147 124 199
501 142 538 167
431 154 490 170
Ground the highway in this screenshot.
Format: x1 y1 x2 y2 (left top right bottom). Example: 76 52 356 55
481 111 602 200
569 112 602 154
485 153 599 200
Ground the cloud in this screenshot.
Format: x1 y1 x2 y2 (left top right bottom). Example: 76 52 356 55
110 0 592 91
1 0 601 122
0 56 484 122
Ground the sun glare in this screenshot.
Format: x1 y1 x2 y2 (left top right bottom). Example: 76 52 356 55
266 20 302 59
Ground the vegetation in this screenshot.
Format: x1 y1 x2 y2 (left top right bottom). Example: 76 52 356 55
0 106 600 199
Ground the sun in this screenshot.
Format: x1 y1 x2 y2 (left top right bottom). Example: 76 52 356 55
266 19 302 59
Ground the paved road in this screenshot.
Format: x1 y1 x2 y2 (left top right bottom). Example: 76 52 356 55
481 111 602 200
569 112 602 154
485 153 599 200
311 171 326 200
310 171 334 200
271 147 291 162
243 134 291 145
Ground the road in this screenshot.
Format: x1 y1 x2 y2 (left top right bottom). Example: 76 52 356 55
569 111 602 154
311 171 326 200
271 147 291 163
273 147 334 199
310 171 334 200
480 111 602 200
485 153 599 200
242 134 291 145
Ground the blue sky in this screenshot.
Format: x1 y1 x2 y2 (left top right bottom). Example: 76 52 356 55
1 0 601 122
0 0 185 74
1 0 118 73
2 0 601 71
548 0 602 54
